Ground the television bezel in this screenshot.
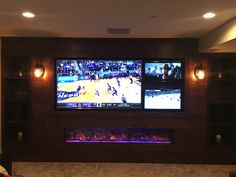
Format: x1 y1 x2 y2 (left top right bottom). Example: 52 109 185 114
143 59 185 84
143 87 184 111
55 58 143 110
54 58 185 111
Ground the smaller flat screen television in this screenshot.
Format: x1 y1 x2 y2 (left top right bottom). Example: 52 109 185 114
144 60 184 83
56 59 142 109
144 88 182 110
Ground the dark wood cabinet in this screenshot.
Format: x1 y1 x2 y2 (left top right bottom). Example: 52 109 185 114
207 58 236 147
2 56 31 151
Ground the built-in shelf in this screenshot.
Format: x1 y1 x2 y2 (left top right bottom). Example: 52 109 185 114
211 78 233 82
209 123 233 126
5 77 28 80
2 56 31 151
207 58 236 148
7 120 28 124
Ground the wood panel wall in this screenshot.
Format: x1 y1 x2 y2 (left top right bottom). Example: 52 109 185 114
1 37 217 163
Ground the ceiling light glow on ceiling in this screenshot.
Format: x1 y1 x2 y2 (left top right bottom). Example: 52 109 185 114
22 11 35 18
203 12 216 19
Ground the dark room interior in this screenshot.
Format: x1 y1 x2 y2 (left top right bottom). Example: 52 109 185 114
0 1 236 177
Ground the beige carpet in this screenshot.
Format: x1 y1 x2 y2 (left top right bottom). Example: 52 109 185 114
12 162 236 177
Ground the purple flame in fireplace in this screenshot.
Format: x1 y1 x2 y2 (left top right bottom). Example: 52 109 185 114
65 128 174 144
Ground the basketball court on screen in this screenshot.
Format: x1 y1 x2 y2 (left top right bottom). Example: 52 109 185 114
58 77 141 104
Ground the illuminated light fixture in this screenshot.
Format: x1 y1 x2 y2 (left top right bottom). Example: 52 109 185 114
34 62 45 78
194 64 205 80
203 12 216 19
22 11 35 18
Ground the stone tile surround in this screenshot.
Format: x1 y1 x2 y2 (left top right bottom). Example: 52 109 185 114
12 162 236 177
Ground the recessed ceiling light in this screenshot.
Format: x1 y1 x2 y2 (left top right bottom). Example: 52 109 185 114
203 12 216 19
22 11 35 18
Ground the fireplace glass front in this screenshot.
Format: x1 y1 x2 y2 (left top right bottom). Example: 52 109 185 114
65 128 174 144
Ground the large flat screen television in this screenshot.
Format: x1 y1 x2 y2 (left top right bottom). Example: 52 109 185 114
56 59 142 109
144 60 184 83
144 88 182 110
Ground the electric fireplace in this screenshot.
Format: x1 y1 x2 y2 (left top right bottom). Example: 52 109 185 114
65 128 174 144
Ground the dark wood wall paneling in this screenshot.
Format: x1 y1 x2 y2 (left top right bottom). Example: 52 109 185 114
2 37 225 163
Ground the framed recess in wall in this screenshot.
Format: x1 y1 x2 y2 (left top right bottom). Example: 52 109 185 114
55 58 185 111
207 58 236 147
2 56 31 151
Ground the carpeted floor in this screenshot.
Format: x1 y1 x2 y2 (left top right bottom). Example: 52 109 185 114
12 162 236 177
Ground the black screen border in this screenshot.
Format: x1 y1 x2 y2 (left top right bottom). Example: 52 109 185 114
54 58 185 112
143 86 184 112
55 58 143 110
143 58 185 85
142 58 185 112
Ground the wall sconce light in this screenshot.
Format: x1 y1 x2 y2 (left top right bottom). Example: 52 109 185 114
34 62 45 78
194 64 205 80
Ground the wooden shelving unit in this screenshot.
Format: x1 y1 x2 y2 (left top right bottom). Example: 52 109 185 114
2 56 31 151
207 58 236 147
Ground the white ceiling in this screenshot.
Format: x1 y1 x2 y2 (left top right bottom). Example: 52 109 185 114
0 0 236 38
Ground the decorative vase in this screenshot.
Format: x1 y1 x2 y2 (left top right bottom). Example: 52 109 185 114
17 131 24 142
216 134 222 144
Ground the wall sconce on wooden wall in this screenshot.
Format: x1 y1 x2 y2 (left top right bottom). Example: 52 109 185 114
194 64 205 80
34 62 45 78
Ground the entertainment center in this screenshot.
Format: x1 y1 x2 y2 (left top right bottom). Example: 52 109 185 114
55 58 184 110
1 37 236 163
